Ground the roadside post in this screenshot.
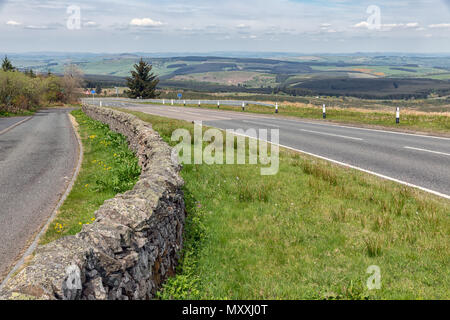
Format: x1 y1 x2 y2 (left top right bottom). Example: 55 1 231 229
163 99 165 105
275 102 278 114
184 100 186 106
171 99 174 105
242 101 245 111
396 107 400 124
198 100 201 107
218 101 220 109
100 101 102 107
91 89 96 103
323 104 326 119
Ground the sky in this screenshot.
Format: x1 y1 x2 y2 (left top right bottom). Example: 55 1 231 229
1 0 450 54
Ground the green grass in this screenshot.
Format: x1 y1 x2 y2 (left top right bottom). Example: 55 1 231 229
117 108 450 300
140 101 450 135
0 109 36 118
40 109 140 245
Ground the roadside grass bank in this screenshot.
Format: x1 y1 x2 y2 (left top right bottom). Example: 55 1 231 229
117 108 450 300
141 101 450 135
0 103 79 118
40 109 140 245
0 109 36 117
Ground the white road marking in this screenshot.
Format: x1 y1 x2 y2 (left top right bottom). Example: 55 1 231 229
404 146 450 157
298 129 363 141
242 120 280 128
278 118 450 141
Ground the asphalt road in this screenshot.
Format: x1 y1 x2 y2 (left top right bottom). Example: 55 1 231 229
0 116 30 133
0 109 78 280
85 98 450 199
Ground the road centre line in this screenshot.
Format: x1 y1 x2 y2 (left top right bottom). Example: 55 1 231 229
404 146 450 157
298 129 363 141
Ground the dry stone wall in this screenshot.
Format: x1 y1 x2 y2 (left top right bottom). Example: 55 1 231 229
0 104 185 300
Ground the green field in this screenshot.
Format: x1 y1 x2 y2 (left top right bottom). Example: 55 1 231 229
116 108 450 300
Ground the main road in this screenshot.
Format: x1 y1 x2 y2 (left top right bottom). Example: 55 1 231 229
0 108 78 281
85 98 450 199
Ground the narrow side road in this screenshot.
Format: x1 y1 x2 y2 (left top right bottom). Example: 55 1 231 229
0 108 78 281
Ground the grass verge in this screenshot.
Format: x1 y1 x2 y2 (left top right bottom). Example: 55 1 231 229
118 108 450 300
141 101 450 135
40 109 140 245
0 109 36 117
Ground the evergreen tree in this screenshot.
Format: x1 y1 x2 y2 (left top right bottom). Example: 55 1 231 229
95 84 102 95
126 58 159 99
2 56 15 72
24 69 36 78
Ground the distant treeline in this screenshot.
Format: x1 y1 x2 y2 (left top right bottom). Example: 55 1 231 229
83 73 450 100
287 78 450 99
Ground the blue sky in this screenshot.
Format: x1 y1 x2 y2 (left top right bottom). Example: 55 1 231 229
1 0 450 53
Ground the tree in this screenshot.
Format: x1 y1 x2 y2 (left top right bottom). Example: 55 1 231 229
24 69 36 78
2 56 15 72
95 84 102 95
126 58 159 99
61 64 84 103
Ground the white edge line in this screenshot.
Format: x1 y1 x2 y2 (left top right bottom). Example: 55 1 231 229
229 131 450 200
0 117 32 136
404 146 450 157
0 112 84 291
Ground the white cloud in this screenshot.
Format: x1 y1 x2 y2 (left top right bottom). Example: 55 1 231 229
406 22 419 28
130 18 164 27
83 21 97 27
6 20 21 26
353 21 369 28
353 21 420 30
428 23 450 28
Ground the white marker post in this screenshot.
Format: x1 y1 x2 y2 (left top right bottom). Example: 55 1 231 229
198 100 201 107
163 99 165 105
396 107 400 124
217 101 220 109
275 102 278 114
323 104 326 119
184 100 186 106
242 101 245 111
171 99 174 106
100 101 102 107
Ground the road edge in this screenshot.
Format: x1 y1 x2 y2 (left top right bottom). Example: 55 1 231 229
0 117 32 136
0 111 84 291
